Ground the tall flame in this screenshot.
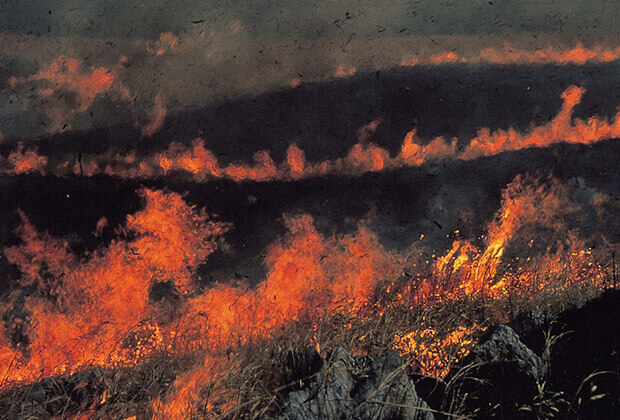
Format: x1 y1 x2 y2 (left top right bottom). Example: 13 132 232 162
154 174 612 416
0 171 613 415
0 189 229 383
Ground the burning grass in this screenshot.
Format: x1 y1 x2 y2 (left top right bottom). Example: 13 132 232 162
0 173 617 418
148 266 614 418
2 85 619 182
1 280 613 418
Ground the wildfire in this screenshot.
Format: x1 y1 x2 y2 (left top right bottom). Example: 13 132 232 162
335 64 357 78
400 43 620 66
0 168 612 416
393 325 479 378
6 56 130 133
0 189 229 383
8 56 117 113
2 85 618 180
139 93 167 137
7 143 48 175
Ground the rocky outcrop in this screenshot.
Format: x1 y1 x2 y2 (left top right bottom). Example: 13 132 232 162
509 309 555 355
462 324 545 381
441 292 620 418
280 346 434 420
278 291 620 419
444 325 545 418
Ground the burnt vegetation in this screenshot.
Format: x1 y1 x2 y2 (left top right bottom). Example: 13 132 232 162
0 64 618 419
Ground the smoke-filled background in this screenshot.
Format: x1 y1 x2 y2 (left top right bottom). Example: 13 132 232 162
0 0 619 140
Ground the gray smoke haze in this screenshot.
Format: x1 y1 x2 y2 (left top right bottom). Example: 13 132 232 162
0 0 619 141
2 0 618 39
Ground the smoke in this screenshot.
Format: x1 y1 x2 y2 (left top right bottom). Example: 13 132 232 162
7 56 129 133
2 0 618 39
1 0 619 140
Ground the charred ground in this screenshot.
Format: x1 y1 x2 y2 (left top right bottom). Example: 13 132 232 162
2 62 619 164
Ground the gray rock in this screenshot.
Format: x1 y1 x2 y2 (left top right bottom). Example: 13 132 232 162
280 346 434 420
464 324 545 381
510 310 554 338
352 350 434 420
509 310 555 357
443 325 546 417
281 347 356 419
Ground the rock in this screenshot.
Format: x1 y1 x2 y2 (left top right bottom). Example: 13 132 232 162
511 310 554 337
280 347 356 419
280 346 434 420
509 310 555 355
284 347 324 389
445 325 544 418
411 374 447 413
351 350 434 420
463 324 545 381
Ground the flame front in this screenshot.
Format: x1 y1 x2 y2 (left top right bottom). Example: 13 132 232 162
2 85 618 181
0 170 614 416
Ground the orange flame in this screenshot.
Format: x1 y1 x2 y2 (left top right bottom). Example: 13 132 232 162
6 143 48 174
155 174 611 414
2 85 617 180
147 32 180 56
0 189 229 383
0 169 612 415
401 43 620 67
393 325 479 377
9 56 116 113
139 94 167 137
335 64 357 78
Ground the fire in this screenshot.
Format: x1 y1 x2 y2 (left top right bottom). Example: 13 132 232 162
335 64 357 78
8 56 116 113
0 194 397 415
0 188 229 383
175 215 394 349
401 43 620 66
412 175 606 302
94 217 108 237
0 31 617 418
147 32 180 56
0 165 613 415
0 191 394 387
6 55 131 133
152 354 237 418
461 85 620 159
156 174 612 415
2 85 617 180
390 175 612 378
139 94 167 137
393 325 479 377
6 143 48 174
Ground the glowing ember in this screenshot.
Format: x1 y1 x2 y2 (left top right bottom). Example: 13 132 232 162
393 325 479 378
